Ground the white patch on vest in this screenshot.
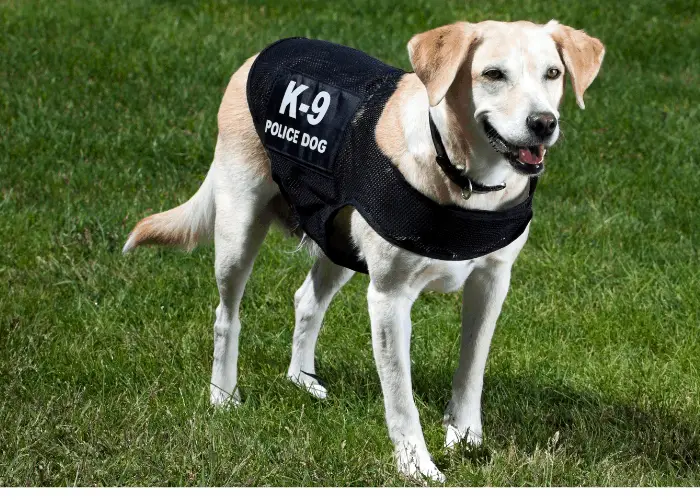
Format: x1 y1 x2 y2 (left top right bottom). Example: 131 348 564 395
265 77 335 154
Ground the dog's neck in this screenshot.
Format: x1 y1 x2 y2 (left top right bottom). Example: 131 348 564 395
429 102 514 187
390 75 529 211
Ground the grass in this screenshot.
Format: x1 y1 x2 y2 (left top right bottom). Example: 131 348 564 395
1 0 699 487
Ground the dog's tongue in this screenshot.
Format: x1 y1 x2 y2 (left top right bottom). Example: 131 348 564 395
518 146 545 165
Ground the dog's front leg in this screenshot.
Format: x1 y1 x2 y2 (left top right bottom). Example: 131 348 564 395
367 282 445 483
444 263 513 448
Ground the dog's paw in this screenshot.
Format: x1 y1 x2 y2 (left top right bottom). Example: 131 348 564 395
395 441 446 484
287 371 328 400
210 386 242 408
444 424 482 449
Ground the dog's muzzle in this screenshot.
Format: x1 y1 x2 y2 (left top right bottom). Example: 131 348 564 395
483 120 547 176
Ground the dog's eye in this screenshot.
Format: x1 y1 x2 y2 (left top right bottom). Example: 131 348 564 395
483 69 505 81
546 68 562 80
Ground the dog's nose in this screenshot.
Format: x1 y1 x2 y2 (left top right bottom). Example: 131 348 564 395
526 112 558 139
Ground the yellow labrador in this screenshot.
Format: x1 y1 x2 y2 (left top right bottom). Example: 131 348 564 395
124 20 604 481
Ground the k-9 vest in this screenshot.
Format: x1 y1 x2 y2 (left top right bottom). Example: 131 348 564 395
247 38 536 274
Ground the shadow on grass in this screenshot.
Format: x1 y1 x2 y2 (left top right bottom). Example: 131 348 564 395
310 357 700 476
431 372 700 476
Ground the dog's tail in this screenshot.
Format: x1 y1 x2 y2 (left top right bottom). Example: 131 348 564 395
122 169 215 254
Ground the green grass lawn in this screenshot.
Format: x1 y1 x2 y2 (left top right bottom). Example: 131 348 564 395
2 0 699 487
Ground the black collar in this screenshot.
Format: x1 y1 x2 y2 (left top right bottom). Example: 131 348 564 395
428 113 506 200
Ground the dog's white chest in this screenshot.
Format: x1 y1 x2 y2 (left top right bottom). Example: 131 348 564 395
422 260 477 293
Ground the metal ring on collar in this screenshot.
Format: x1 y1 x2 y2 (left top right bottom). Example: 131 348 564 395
461 177 473 200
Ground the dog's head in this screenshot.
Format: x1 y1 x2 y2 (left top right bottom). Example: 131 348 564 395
408 20 604 176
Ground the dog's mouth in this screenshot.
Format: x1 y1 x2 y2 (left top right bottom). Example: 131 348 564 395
483 121 546 176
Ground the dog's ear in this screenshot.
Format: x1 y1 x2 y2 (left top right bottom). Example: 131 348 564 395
408 22 479 107
548 20 605 109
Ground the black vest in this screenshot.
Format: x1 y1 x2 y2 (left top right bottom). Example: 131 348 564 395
247 38 536 274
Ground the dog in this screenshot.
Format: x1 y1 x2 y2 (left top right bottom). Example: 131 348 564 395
123 20 604 482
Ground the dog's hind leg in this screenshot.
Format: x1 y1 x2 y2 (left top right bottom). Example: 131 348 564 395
287 254 354 399
209 165 277 407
